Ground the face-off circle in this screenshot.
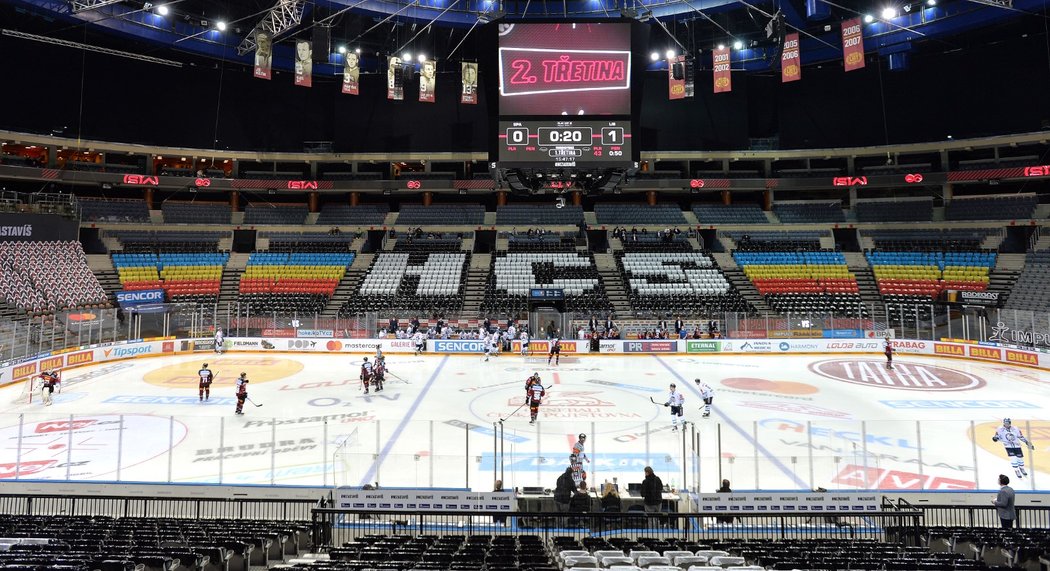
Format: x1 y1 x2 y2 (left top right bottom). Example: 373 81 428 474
809 359 986 392
143 357 303 388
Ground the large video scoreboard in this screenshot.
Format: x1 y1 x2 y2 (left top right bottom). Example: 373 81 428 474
494 22 636 169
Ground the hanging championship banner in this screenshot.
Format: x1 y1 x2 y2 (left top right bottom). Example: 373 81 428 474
460 62 478 105
667 55 686 100
294 39 313 87
387 56 404 101
782 33 801 83
712 47 731 93
841 17 866 72
419 58 436 103
342 51 360 95
253 31 273 80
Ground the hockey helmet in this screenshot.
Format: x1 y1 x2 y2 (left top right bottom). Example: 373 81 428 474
1004 418 1012 426
694 378 701 383
363 356 369 361
670 383 676 388
578 433 586 440
202 363 208 368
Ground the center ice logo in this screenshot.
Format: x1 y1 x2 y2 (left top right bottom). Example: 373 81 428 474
809 359 986 391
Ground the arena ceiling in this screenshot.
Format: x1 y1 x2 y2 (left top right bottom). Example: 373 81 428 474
3 0 1048 75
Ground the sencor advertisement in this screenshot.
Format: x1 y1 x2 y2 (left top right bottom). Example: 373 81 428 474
115 289 165 307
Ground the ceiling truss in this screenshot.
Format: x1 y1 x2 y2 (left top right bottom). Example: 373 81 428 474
236 0 307 56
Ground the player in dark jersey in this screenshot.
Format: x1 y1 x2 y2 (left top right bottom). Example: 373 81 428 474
373 358 386 392
361 357 374 394
198 363 214 401
526 381 546 425
234 373 249 415
884 335 894 370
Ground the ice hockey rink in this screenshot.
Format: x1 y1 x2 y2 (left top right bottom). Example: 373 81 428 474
2 350 1049 492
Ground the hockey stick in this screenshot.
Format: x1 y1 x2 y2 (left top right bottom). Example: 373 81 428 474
650 396 669 407
246 396 263 408
386 371 410 384
502 384 552 422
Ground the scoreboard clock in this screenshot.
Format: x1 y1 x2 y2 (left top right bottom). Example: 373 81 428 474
498 120 632 168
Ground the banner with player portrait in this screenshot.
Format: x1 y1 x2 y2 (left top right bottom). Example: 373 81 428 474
841 17 866 72
342 51 360 95
294 39 312 87
387 56 404 101
712 47 732 93
419 57 436 103
667 55 686 100
460 62 478 105
253 31 273 80
781 32 801 83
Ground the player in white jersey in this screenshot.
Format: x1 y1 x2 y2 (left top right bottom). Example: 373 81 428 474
490 333 501 357
569 453 585 487
572 433 589 464
198 363 214 401
547 337 561 366
694 378 715 417
214 328 225 354
413 332 425 355
520 331 531 356
664 383 685 431
993 418 1035 479
484 334 495 361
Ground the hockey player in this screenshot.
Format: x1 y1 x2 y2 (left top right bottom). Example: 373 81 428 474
39 370 59 406
569 453 586 487
993 418 1035 479
526 378 546 424
525 372 541 391
572 433 589 464
520 330 531 356
548 336 561 366
373 357 386 392
694 378 715 417
884 335 894 370
234 373 249 415
484 333 495 361
360 357 374 394
214 328 225 354
413 331 426 356
198 363 214 402
664 383 685 431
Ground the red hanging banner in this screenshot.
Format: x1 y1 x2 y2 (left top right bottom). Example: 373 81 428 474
712 47 731 93
781 33 801 83
841 17 866 72
667 55 686 100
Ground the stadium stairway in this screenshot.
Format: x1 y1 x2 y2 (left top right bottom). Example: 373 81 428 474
844 252 883 312
990 253 1025 306
593 253 632 316
322 253 372 317
461 253 490 316
712 252 771 312
87 254 122 300
982 229 1006 251
216 253 250 308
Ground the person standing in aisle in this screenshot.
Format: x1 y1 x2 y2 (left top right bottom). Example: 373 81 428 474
641 466 663 514
993 474 1016 529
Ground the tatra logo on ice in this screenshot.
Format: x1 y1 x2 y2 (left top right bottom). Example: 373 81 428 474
809 359 986 391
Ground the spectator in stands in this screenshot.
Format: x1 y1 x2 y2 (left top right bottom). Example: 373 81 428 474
674 317 684 335
589 315 598 332
641 466 663 514
577 326 587 340
590 331 600 353
993 474 1016 529
570 482 591 513
716 479 734 524
600 484 621 512
554 467 575 513
604 315 615 332
388 317 398 332
410 316 420 333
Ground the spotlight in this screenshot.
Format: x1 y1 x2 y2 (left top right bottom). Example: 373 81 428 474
733 40 743 50
156 4 169 16
402 52 411 61
216 20 226 31
337 45 347 54
881 7 897 18
926 0 936 4
717 43 725 50
650 51 660 61
418 53 427 63
665 49 676 59
863 14 874 23
577 109 585 115
355 47 361 54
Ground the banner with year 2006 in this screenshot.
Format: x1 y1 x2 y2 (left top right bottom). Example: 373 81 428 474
841 17 866 72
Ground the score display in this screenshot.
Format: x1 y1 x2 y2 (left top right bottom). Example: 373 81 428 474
498 120 632 167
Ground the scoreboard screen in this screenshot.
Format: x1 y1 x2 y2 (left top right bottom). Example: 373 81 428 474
498 120 632 168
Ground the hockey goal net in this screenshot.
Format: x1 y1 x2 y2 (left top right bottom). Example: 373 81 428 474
12 371 60 405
